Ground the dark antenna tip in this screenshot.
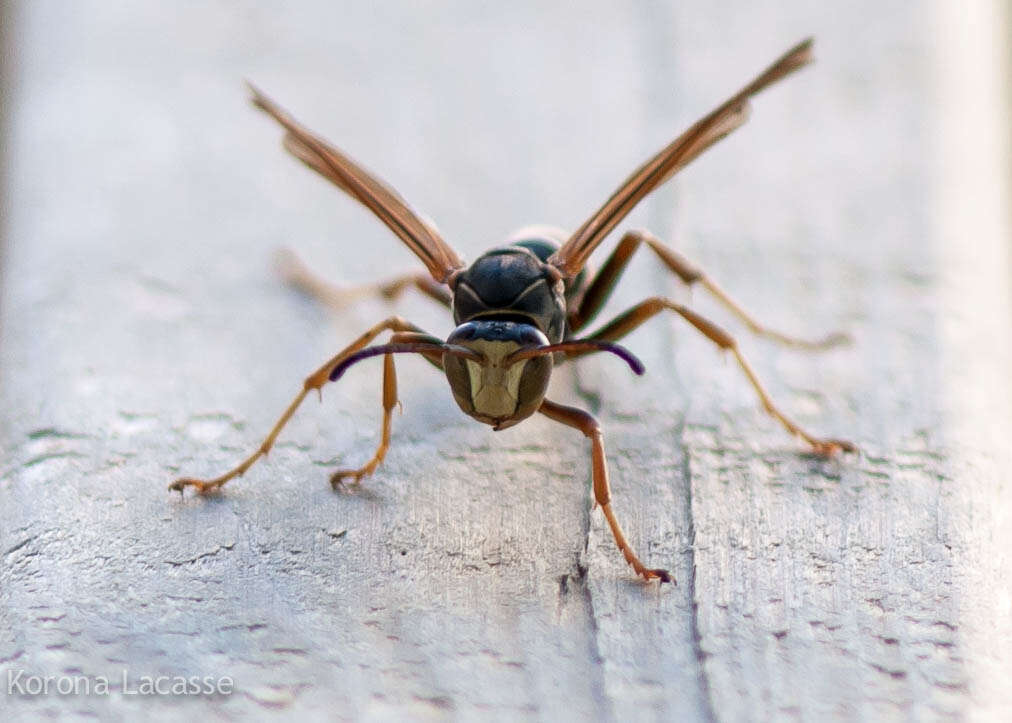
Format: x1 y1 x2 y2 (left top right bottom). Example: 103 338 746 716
507 340 646 376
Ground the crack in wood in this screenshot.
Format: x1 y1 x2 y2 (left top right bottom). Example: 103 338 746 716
680 418 719 723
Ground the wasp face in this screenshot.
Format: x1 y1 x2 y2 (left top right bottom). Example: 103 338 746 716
442 320 553 430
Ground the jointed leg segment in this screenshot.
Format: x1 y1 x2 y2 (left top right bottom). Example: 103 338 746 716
571 297 855 456
328 331 445 487
570 228 849 349
539 398 672 583
276 248 452 309
170 316 429 495
328 350 397 488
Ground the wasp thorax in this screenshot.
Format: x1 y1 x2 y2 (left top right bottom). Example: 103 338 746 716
443 320 553 430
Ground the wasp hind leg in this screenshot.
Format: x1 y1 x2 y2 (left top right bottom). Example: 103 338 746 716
275 248 451 310
568 228 848 350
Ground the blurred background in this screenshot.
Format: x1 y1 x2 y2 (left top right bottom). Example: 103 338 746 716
0 1 1009 720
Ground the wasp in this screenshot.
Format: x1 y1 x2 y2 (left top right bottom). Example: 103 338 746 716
171 39 854 583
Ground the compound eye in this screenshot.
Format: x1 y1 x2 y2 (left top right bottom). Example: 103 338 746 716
447 322 479 343
516 325 548 346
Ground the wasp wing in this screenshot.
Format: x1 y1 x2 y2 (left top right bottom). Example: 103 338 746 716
549 38 814 277
249 84 464 283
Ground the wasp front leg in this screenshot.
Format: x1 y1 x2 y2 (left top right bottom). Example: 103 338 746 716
539 398 673 583
328 331 444 488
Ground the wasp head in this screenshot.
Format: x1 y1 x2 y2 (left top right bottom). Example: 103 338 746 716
442 319 553 430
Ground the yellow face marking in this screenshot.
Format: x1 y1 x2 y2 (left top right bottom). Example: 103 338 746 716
463 340 529 419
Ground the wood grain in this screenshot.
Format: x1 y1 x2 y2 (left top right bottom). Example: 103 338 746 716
1 1 1009 720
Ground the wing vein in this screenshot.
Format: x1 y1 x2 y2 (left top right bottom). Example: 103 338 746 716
249 84 464 282
550 38 814 277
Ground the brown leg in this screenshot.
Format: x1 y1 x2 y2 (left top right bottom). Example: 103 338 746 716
170 316 429 495
573 298 856 457
539 399 673 583
275 248 452 309
328 350 397 488
569 228 848 350
328 331 445 487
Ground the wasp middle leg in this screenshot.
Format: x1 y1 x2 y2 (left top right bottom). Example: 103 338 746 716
569 299 855 457
170 316 432 495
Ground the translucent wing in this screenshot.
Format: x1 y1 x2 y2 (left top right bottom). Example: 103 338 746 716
249 85 464 283
549 38 814 277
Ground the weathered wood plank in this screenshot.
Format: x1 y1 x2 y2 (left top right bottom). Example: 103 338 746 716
663 3 1012 720
0 3 694 720
1 0 1009 721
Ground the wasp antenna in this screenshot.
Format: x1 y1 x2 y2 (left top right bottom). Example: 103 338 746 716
507 340 645 376
329 343 483 381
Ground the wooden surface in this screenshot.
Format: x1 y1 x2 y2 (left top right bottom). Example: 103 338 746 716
2 1 1010 721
